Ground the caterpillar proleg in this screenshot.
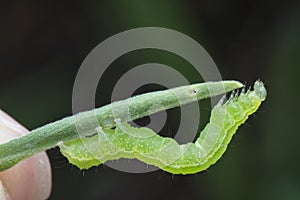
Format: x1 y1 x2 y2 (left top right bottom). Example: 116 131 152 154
59 80 266 175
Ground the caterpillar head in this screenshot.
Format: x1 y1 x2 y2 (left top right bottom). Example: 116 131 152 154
253 80 267 101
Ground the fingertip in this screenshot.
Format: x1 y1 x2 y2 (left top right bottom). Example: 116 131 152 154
0 109 52 200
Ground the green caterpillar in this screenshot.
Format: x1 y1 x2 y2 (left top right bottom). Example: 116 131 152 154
59 80 266 174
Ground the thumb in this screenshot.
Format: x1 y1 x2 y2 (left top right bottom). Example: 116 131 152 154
0 110 52 200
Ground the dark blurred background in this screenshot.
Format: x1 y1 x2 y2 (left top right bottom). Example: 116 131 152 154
1 1 300 200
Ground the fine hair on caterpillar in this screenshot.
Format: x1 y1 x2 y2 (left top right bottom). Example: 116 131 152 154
59 80 266 175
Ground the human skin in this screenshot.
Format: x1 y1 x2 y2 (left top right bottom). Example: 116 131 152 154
0 110 51 200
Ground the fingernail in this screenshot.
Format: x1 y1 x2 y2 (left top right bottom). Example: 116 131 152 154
0 180 10 200
33 153 52 200
0 109 28 144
